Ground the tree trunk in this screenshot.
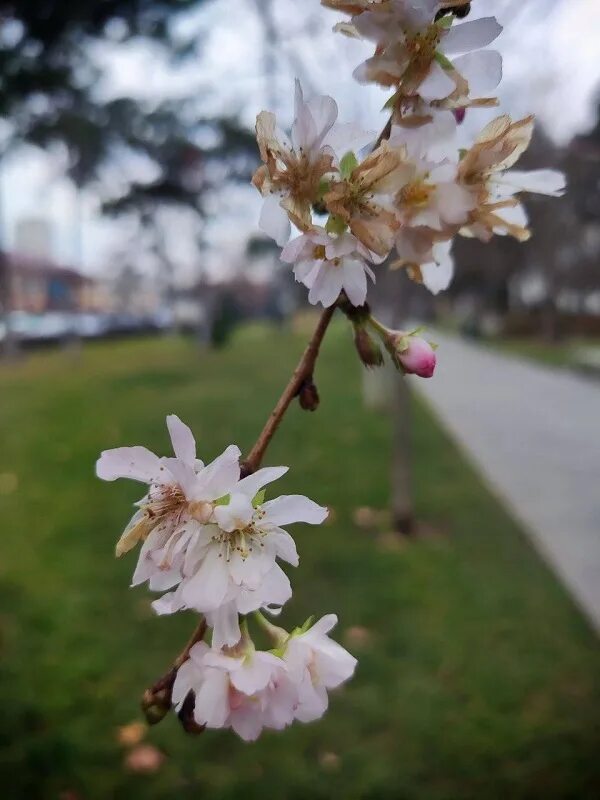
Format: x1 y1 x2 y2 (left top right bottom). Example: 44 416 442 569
371 268 416 536
391 371 414 535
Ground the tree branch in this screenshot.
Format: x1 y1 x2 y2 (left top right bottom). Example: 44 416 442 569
141 615 207 724
141 306 337 722
140 107 394 728
242 303 337 474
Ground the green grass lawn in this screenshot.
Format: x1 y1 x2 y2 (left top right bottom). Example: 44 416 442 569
0 324 599 800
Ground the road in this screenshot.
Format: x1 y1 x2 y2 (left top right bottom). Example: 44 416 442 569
413 332 600 634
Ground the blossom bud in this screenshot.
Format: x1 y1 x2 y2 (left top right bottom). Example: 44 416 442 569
298 379 320 411
141 687 171 725
388 332 437 378
177 691 206 736
353 324 384 369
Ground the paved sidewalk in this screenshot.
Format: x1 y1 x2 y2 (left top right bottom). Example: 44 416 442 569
413 332 600 634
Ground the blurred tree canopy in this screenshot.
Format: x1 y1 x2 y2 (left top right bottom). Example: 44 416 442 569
0 0 257 218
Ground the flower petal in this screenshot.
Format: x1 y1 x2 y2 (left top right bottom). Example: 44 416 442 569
323 123 375 160
234 466 289 499
236 563 292 613
263 495 328 527
194 444 241 501
442 17 502 55
280 234 310 264
206 602 242 649
421 242 454 294
180 546 230 611
160 457 198 498
230 706 264 741
214 493 254 533
194 668 230 728
419 61 456 101
342 258 369 307
308 264 344 307
307 94 339 149
453 50 502 95
270 528 299 567
496 169 566 197
96 446 163 484
259 194 291 246
166 415 197 465
230 652 282 694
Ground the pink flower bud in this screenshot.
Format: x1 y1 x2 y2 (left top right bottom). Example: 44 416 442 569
393 334 437 378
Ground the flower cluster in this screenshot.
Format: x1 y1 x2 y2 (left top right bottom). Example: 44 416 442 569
172 614 356 741
97 416 356 739
252 0 565 311
99 0 567 744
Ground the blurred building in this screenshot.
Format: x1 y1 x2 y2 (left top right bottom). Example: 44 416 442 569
0 251 104 313
14 216 54 260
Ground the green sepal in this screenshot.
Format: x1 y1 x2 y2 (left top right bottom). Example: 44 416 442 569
213 493 230 506
268 638 290 658
252 489 266 508
383 89 401 111
437 14 454 30
289 615 315 639
395 335 411 354
459 147 468 160
434 51 454 71
317 177 331 199
325 214 348 236
340 151 358 180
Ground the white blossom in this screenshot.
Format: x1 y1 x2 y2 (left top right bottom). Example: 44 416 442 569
172 639 297 741
97 416 328 649
351 4 503 102
281 227 379 307
283 614 357 722
253 80 374 246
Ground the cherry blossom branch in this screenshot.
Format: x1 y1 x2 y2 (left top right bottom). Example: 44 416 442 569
242 111 398 475
141 306 337 724
242 303 337 474
140 107 418 727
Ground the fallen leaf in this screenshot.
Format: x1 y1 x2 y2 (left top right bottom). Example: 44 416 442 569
344 625 372 649
116 721 147 747
319 751 341 771
124 744 165 774
352 506 380 529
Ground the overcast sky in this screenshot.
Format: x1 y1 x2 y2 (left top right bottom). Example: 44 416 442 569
4 0 600 282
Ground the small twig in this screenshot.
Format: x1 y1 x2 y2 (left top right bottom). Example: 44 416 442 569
141 616 207 723
141 308 336 724
242 303 337 473
375 116 393 148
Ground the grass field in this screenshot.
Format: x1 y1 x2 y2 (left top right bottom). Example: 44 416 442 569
0 323 599 800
